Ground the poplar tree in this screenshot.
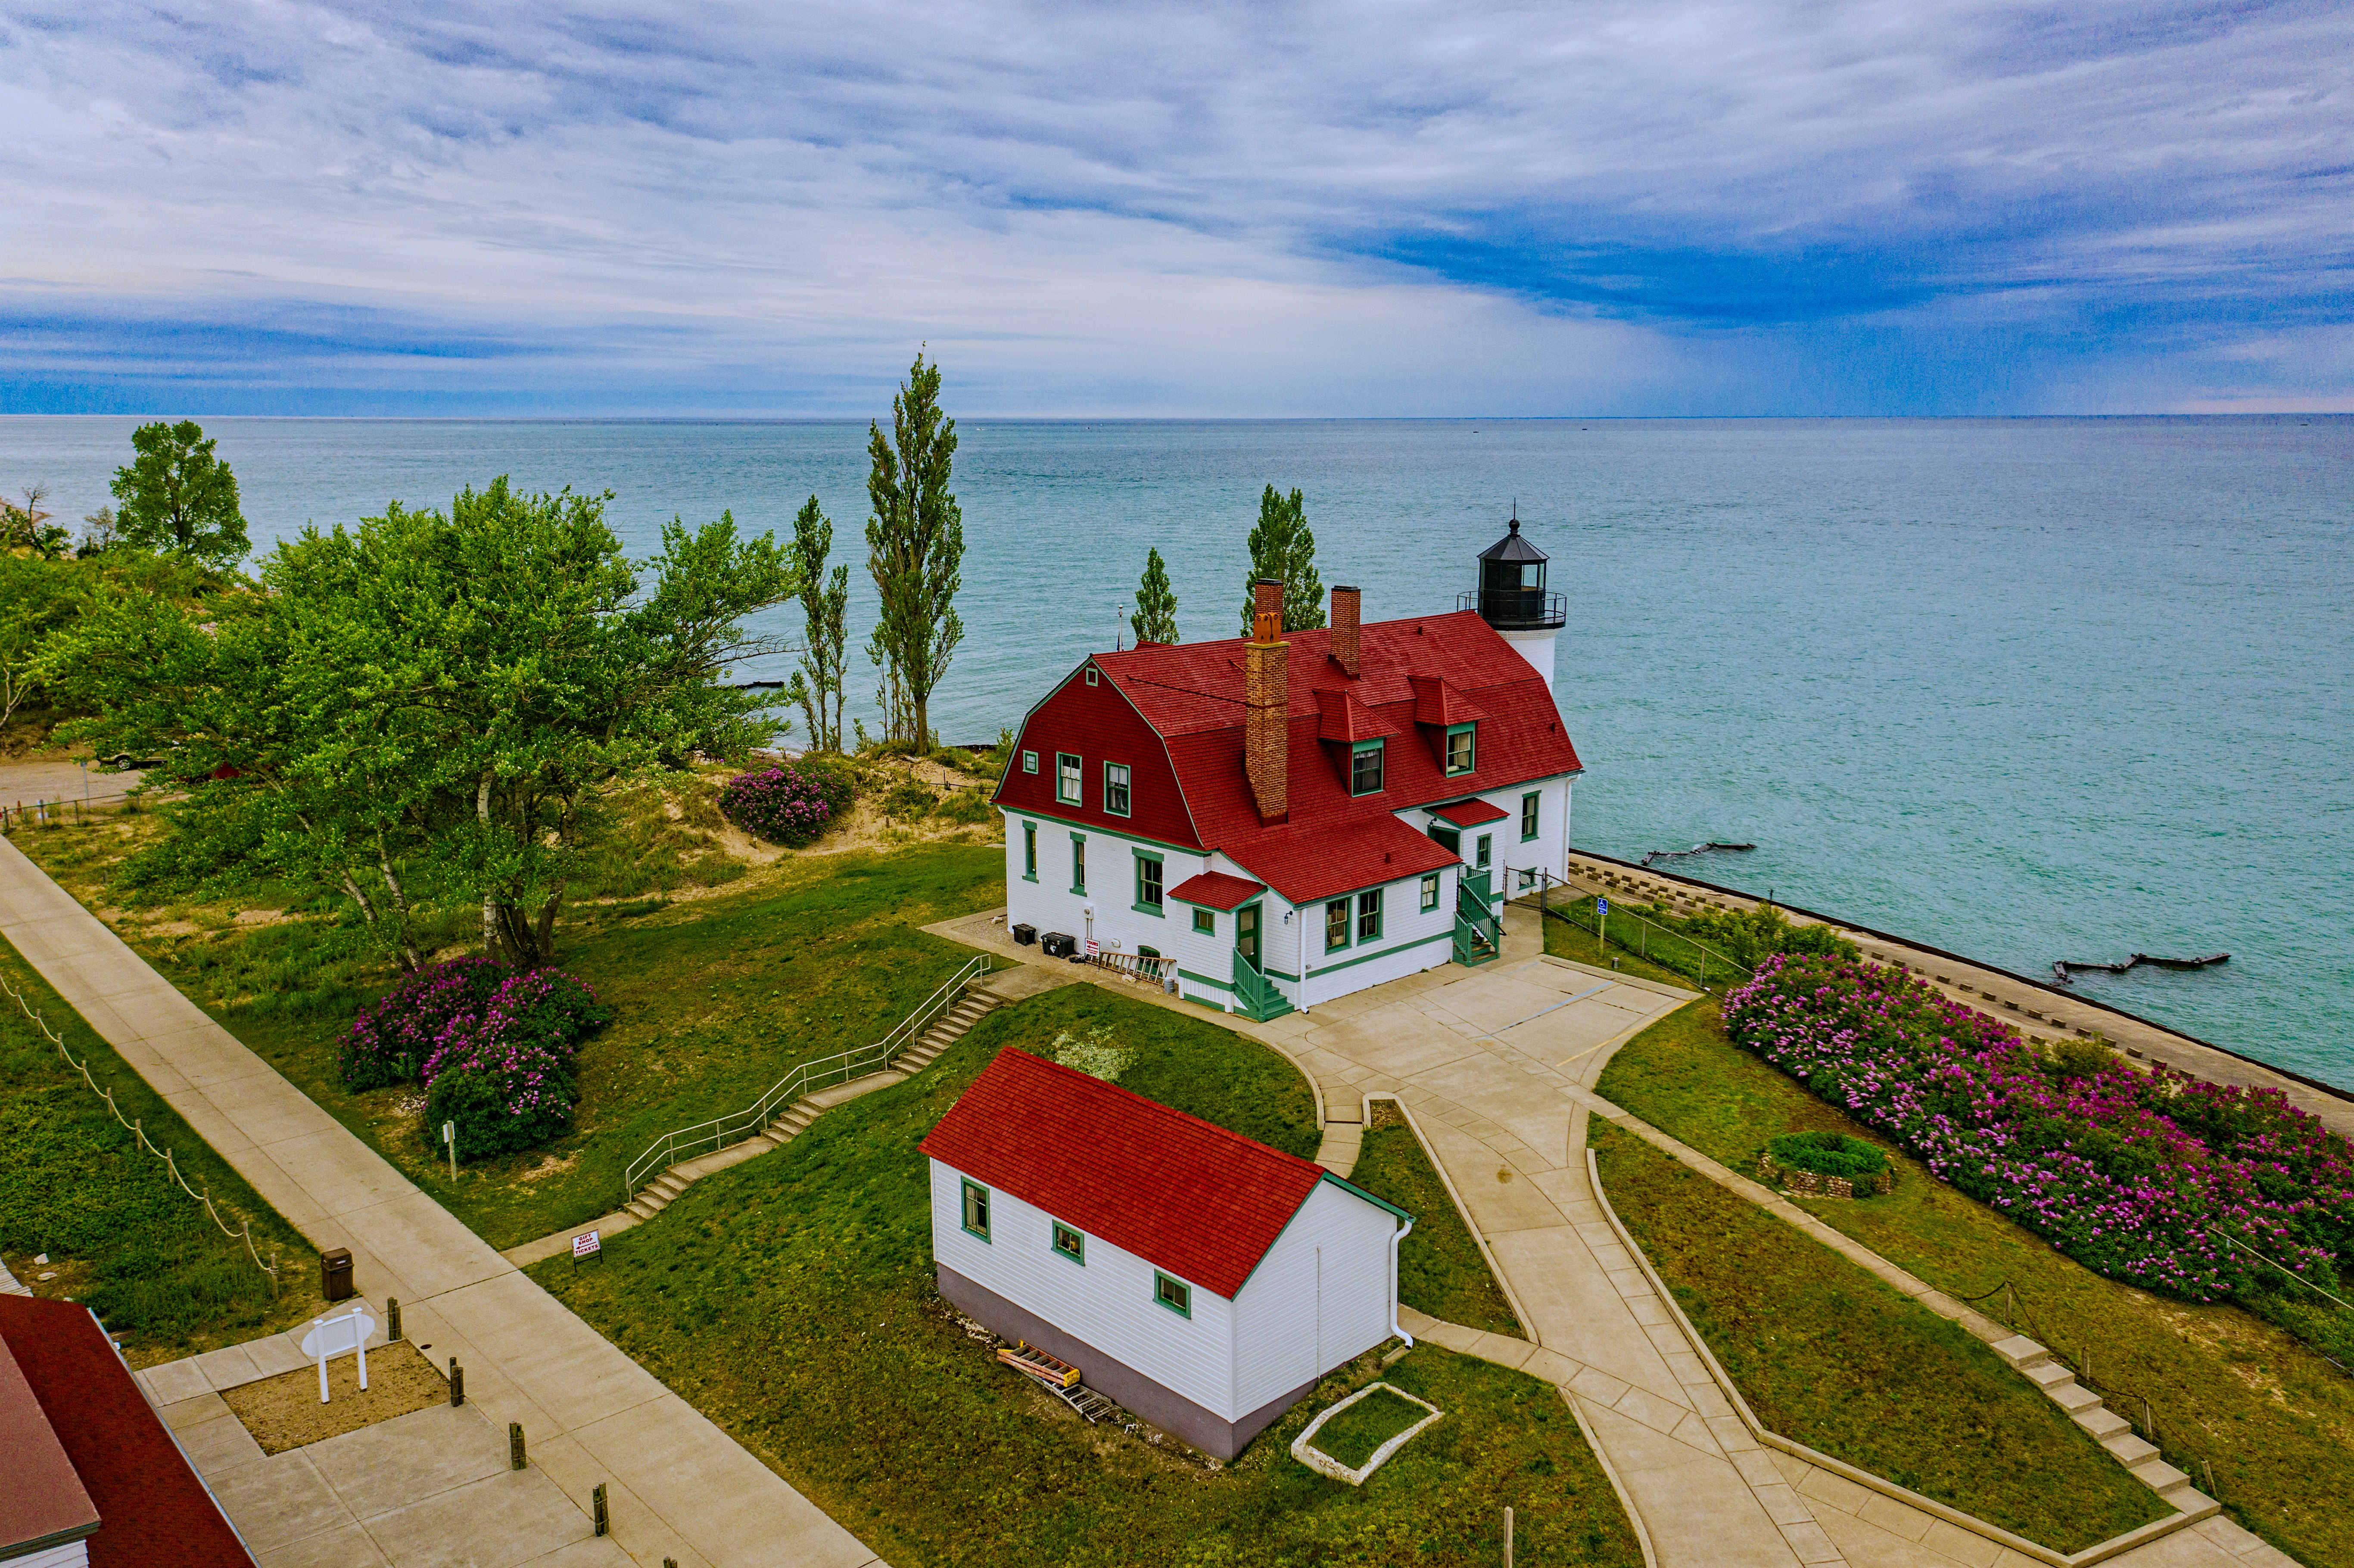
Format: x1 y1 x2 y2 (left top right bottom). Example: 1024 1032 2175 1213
784 495 850 751
110 420 251 569
1132 547 1179 644
864 352 964 749
1239 484 1324 634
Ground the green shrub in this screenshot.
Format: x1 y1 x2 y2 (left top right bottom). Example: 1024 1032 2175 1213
935 787 994 826
1685 904 1859 969
2045 1036 2117 1081
1768 1130 1889 1194
882 778 937 821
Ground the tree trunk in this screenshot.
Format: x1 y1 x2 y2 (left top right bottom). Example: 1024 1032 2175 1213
914 694 929 753
477 773 501 961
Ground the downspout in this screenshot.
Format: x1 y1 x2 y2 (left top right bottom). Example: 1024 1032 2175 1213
1389 1216 1415 1347
1297 897 1311 1015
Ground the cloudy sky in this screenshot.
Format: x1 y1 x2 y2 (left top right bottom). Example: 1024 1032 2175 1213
2 0 2348 416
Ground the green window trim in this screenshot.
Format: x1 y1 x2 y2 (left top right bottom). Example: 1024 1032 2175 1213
1154 1271 1193 1318
1477 833 1492 869
1357 887 1383 943
1444 722 1477 777
1349 738 1386 796
1052 1222 1086 1265
1324 897 1351 953
1070 832 1087 894
960 1179 992 1241
1420 872 1441 912
1133 847 1165 915
1022 750 1039 774
1021 820 1038 881
1056 752 1083 805
1086 666 1100 686
1104 760 1132 818
1192 907 1215 935
1521 791 1541 841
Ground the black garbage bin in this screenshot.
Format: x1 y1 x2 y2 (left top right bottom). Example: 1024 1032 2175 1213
1040 931 1076 958
1012 923 1037 946
321 1247 355 1303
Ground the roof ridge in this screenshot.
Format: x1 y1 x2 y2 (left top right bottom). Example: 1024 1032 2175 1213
993 1048 1326 1175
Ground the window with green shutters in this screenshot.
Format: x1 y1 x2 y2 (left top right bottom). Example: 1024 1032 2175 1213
1357 887 1383 942
1350 739 1385 796
1521 791 1540 840
1325 898 1351 952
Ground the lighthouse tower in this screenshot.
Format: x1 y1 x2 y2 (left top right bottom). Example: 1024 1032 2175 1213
1467 511 1563 692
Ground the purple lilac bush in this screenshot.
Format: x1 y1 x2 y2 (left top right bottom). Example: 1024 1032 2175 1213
1722 954 2354 1302
718 762 853 847
339 956 508 1091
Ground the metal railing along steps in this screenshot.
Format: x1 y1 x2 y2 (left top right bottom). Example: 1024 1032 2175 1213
620 954 996 1217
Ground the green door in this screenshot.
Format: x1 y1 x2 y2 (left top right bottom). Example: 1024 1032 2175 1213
1429 825 1461 857
1236 903 1261 967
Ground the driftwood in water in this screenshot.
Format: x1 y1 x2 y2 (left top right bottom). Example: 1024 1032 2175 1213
1640 841 1756 867
2052 952 2230 984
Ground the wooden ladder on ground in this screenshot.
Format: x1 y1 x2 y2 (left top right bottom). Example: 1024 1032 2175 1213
620 989 1003 1223
996 1341 1122 1425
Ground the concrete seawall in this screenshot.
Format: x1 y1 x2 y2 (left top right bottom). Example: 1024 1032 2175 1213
1553 848 2354 1140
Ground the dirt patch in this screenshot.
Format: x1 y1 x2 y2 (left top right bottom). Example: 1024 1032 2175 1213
221 1339 448 1453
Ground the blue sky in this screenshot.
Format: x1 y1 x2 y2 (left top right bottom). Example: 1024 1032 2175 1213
1 0 2347 416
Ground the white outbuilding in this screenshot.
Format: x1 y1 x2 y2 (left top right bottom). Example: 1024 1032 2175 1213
920 1046 1413 1459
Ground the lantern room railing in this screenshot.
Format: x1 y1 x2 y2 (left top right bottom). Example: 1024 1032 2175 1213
1458 588 1566 630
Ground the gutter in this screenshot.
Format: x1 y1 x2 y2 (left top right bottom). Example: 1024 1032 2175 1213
1388 1216 1415 1347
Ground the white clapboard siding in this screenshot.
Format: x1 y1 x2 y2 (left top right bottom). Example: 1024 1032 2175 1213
1230 1179 1399 1413
931 1158 1237 1418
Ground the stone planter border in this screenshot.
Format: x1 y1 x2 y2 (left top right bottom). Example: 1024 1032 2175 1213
1290 1381 1444 1486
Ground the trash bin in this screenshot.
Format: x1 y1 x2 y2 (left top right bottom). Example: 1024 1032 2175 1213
1011 923 1037 946
321 1248 354 1303
1040 932 1075 958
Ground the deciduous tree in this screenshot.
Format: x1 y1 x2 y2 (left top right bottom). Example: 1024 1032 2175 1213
1132 547 1179 644
109 421 250 569
784 495 850 751
865 353 964 748
1239 485 1324 633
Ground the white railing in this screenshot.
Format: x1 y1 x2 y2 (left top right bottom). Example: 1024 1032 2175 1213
620 953 993 1203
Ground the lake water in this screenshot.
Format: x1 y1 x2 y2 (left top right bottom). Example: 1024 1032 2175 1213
4 415 2349 1087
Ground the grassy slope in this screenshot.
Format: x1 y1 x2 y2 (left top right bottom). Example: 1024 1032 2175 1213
18 810 1006 1249
1345 1101 1524 1337
1598 999 2354 1568
1538 904 1699 989
0 941 326 1365
532 986 1645 1568
1591 1123 2166 1553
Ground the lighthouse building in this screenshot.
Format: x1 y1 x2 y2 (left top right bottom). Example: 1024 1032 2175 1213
991 519 1583 1020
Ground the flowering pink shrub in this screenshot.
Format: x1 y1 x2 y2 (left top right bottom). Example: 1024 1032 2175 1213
718 762 853 847
1722 955 2354 1302
339 957 507 1090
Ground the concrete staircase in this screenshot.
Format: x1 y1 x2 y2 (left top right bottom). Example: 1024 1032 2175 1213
1992 1333 2213 1512
619 989 1003 1225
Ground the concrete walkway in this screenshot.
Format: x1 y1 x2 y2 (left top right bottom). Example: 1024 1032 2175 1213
0 833 885 1568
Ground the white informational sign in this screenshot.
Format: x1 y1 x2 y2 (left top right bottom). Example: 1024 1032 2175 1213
300 1303 377 1404
572 1230 601 1260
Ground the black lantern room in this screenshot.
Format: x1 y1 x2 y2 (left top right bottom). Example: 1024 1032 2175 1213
1461 512 1564 630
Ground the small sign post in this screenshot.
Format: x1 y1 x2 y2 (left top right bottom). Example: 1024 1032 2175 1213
442 1120 458 1182
572 1230 602 1268
300 1303 377 1404
1596 896 1607 949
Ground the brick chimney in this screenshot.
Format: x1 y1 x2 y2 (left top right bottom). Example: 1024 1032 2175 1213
1330 585 1361 677
1245 578 1289 821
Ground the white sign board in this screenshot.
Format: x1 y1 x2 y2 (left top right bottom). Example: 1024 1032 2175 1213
300 1304 377 1404
572 1230 601 1260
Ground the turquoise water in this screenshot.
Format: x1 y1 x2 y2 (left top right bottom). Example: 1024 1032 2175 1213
4 416 2349 1086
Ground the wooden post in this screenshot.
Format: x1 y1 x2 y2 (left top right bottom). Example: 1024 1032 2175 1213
387 1297 402 1341
1504 1505 1514 1568
510 1423 526 1470
593 1483 609 1536
449 1357 464 1406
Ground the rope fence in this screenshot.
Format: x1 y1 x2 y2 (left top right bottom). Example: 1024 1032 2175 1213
0 972 280 1294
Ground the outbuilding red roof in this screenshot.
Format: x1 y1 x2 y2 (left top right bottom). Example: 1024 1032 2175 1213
0 1297 255 1568
1428 797 1510 828
920 1048 1328 1299
0 1332 97 1561
1167 870 1266 910
1224 814 1463 905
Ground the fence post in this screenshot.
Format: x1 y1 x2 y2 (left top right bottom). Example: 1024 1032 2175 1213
510 1422 526 1470
592 1483 609 1536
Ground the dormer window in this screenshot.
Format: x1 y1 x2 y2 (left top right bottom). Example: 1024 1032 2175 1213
1350 739 1385 796
1444 723 1476 776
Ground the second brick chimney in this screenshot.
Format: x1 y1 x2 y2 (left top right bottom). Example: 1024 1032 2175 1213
1245 578 1289 821
1330 585 1361 677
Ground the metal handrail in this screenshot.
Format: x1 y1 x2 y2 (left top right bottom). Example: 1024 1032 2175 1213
620 952 993 1202
1510 866 1751 985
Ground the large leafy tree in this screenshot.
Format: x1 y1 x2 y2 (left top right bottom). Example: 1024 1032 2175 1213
865 352 965 748
47 477 796 970
110 420 250 569
784 495 850 752
1132 547 1179 644
1239 484 1324 633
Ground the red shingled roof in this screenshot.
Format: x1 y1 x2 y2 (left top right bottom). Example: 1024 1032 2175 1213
1167 870 1266 910
0 1332 97 1561
1428 798 1509 828
920 1048 1326 1299
1224 814 1463 905
0 1297 255 1568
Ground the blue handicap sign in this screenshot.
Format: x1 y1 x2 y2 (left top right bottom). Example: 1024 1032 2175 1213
1597 897 1607 914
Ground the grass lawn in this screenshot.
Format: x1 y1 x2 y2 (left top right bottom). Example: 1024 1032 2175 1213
1590 1122 2167 1552
1534 894 1737 992
17 811 1006 1249
0 940 325 1366
1347 1101 1524 1337
532 986 1645 1568
1536 902 1701 990
1598 999 2354 1568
